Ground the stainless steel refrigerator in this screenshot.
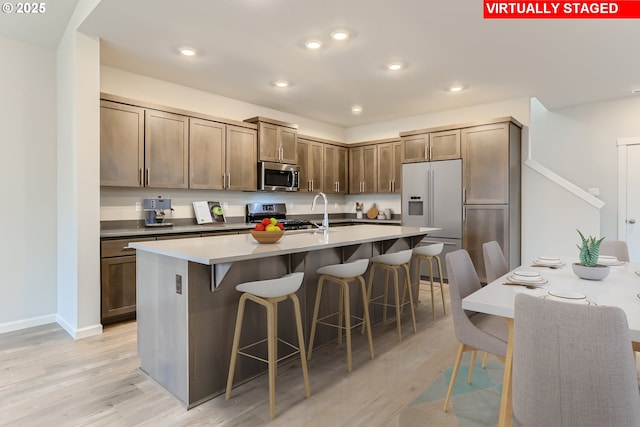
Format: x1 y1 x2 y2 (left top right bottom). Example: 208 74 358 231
402 159 462 279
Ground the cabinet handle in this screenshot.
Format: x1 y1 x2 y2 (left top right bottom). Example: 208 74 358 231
311 179 314 192
463 187 466 203
139 168 143 186
122 246 135 251
227 173 231 187
429 144 432 160
389 181 392 192
146 168 150 186
223 173 226 189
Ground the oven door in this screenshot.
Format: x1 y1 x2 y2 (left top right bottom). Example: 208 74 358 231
259 161 300 191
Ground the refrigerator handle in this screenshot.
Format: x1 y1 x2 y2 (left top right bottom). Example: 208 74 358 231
463 187 466 203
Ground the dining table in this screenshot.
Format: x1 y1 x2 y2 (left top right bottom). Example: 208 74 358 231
462 257 640 427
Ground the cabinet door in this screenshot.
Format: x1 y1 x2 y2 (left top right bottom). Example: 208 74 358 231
401 133 428 163
297 139 311 192
462 123 510 204
324 144 348 194
279 127 298 164
363 145 378 193
392 141 402 193
462 205 509 282
349 146 364 193
145 110 189 188
308 140 323 192
101 255 137 322
100 101 144 187
377 143 394 193
430 129 460 161
336 146 348 194
226 125 257 191
189 118 225 190
258 123 279 162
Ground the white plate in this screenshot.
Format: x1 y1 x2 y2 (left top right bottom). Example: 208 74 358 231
635 271 640 277
548 290 586 300
506 275 547 284
513 270 540 278
534 259 563 265
538 256 561 262
598 258 624 266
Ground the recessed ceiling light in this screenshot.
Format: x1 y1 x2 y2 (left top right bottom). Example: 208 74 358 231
274 80 289 88
387 62 403 71
305 40 323 50
449 85 464 92
331 30 350 41
179 47 197 57
351 105 363 114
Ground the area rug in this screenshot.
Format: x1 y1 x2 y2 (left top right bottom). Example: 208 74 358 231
389 353 522 427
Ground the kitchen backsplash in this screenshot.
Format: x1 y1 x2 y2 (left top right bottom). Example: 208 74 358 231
100 187 402 222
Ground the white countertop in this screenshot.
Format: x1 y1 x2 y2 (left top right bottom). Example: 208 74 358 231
129 224 439 265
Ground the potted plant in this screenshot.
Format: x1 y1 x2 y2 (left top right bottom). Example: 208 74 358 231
572 229 610 280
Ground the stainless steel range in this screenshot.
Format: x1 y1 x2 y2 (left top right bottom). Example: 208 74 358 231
246 203 312 230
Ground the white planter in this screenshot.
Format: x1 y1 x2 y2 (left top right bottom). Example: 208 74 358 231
572 263 610 281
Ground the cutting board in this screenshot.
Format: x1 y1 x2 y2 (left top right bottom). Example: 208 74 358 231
367 203 379 219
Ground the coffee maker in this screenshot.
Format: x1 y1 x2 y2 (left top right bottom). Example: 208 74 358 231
143 197 173 227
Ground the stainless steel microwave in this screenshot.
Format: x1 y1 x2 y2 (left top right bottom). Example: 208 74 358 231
258 161 300 191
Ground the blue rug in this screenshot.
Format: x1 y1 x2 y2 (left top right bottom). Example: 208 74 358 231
395 353 521 427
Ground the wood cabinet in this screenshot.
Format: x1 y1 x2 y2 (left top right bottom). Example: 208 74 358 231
324 144 348 194
349 145 377 194
189 119 257 191
144 110 189 188
461 120 521 282
399 128 460 163
377 140 402 193
245 117 298 164
226 125 258 191
297 137 324 192
100 237 154 324
100 100 144 187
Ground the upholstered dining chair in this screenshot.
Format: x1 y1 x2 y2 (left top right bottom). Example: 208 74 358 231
442 249 508 412
513 293 640 427
600 240 630 262
482 240 509 283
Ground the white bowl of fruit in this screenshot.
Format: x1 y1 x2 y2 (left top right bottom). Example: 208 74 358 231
250 218 285 244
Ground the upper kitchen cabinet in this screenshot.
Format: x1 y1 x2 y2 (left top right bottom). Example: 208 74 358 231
145 110 189 188
225 125 258 191
100 100 144 187
349 144 377 194
324 143 348 194
297 136 324 192
461 121 521 205
244 116 298 164
377 139 402 193
399 128 460 163
189 118 225 190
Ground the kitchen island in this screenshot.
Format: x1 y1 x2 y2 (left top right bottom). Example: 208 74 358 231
130 225 438 408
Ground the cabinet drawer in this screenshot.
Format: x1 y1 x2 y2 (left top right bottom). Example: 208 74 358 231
101 237 155 258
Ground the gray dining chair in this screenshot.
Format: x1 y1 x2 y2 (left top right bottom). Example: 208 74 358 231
599 240 630 262
513 293 640 427
482 240 509 283
442 249 508 412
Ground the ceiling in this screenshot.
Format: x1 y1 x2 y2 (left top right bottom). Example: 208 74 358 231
5 1 640 127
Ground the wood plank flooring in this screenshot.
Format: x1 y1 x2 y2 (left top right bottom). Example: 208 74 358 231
0 285 458 426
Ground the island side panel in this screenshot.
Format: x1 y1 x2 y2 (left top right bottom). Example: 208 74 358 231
136 251 189 404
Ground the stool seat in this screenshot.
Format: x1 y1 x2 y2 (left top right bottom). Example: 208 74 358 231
236 272 303 298
371 249 413 265
317 258 369 278
412 243 443 257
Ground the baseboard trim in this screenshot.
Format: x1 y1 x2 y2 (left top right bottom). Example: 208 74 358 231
0 314 57 334
56 315 103 340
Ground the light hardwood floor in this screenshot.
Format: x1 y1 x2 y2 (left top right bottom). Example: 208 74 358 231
0 285 459 427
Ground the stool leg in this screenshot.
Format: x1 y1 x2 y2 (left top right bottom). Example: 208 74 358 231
358 275 375 360
266 301 277 419
225 294 247 400
435 256 446 314
402 262 417 334
428 256 436 321
307 277 325 361
363 265 376 335
338 283 344 346
290 293 311 398
342 280 353 373
393 267 403 341
415 256 423 303
383 269 390 324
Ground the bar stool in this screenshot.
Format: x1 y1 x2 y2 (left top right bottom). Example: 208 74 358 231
412 243 446 321
307 259 374 373
225 272 310 420
365 249 416 341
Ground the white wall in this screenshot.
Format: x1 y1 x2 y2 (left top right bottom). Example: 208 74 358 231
0 37 58 331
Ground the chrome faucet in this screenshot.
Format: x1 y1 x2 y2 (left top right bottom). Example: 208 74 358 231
311 192 329 234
